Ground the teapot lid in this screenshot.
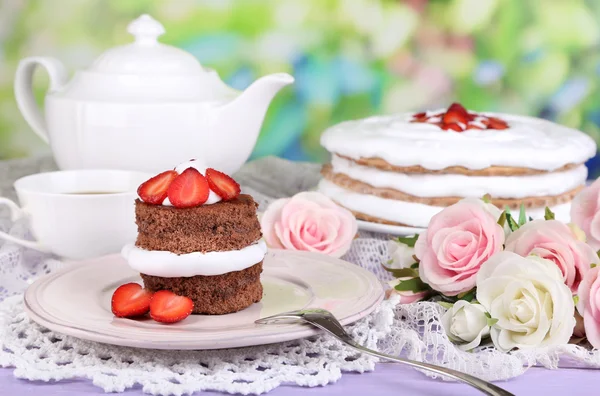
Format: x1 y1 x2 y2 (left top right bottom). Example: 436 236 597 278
65 14 238 101
89 14 204 75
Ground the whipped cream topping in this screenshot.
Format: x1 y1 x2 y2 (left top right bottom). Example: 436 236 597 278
163 159 221 206
317 179 571 228
330 155 587 199
321 112 596 171
122 240 267 277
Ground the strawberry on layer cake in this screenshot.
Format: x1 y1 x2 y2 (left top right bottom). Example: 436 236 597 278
121 160 267 315
318 103 597 228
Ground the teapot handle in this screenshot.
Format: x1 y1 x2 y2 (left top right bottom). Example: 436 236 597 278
14 57 68 144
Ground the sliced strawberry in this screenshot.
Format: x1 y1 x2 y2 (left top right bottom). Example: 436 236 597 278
149 290 194 323
487 117 509 130
167 168 209 208
111 283 153 318
447 102 468 114
411 112 428 122
443 102 469 125
137 170 178 205
441 122 464 132
206 168 241 200
466 112 477 121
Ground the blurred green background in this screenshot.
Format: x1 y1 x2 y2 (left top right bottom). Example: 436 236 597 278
2 0 600 175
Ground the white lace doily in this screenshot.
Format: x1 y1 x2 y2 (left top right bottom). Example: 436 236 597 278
1 156 600 395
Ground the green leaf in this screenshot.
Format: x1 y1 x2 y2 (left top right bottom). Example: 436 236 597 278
457 289 476 302
592 263 598 269
396 234 419 248
518 204 527 226
544 207 556 220
381 265 419 278
487 317 499 327
497 211 507 227
529 216 534 222
505 212 520 231
394 277 429 293
482 194 491 204
410 262 419 269
573 295 580 305
438 301 454 310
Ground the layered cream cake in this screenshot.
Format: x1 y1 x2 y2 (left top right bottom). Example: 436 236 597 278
318 103 597 228
122 160 267 315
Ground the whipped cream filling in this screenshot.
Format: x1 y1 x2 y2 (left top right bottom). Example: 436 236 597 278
122 240 267 277
330 156 587 199
318 179 571 228
321 112 596 171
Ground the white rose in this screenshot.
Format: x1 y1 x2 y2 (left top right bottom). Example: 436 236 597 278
387 239 416 269
476 252 575 352
441 300 490 351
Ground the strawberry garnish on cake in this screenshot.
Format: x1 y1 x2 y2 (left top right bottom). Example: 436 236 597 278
410 102 509 132
137 170 178 205
167 168 210 208
206 168 241 200
137 163 241 207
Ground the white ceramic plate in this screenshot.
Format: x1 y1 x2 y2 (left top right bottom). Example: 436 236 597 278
357 220 425 236
24 249 384 350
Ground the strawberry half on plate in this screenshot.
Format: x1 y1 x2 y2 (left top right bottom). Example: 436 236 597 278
149 290 194 324
111 283 153 318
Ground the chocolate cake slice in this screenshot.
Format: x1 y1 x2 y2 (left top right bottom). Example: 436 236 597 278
135 195 262 254
122 161 267 315
134 195 264 314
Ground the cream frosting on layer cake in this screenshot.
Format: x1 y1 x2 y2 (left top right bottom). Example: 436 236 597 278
123 240 268 277
319 103 597 228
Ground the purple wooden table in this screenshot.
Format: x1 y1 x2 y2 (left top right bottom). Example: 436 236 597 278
2 363 598 395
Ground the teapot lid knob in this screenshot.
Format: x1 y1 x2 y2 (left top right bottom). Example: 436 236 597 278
127 14 165 46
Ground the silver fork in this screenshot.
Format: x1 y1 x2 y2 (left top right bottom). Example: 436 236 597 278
256 308 514 396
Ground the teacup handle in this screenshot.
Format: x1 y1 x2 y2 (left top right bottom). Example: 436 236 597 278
0 198 50 252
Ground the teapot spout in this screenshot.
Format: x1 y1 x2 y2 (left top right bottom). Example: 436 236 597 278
214 72 294 172
226 72 294 121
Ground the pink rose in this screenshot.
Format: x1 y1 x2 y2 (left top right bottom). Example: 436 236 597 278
577 266 600 348
571 179 600 251
260 192 357 257
415 198 505 296
505 220 598 292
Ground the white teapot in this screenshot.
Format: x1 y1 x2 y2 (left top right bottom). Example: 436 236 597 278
14 15 294 174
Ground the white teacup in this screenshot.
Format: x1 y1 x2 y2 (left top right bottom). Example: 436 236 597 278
0 169 150 260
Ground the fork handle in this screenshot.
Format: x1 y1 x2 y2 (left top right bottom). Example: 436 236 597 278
345 340 514 396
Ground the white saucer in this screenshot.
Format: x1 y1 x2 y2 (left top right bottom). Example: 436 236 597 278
357 220 425 236
24 249 384 350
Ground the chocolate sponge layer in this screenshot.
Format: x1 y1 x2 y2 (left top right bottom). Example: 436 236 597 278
134 195 262 254
140 262 263 314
